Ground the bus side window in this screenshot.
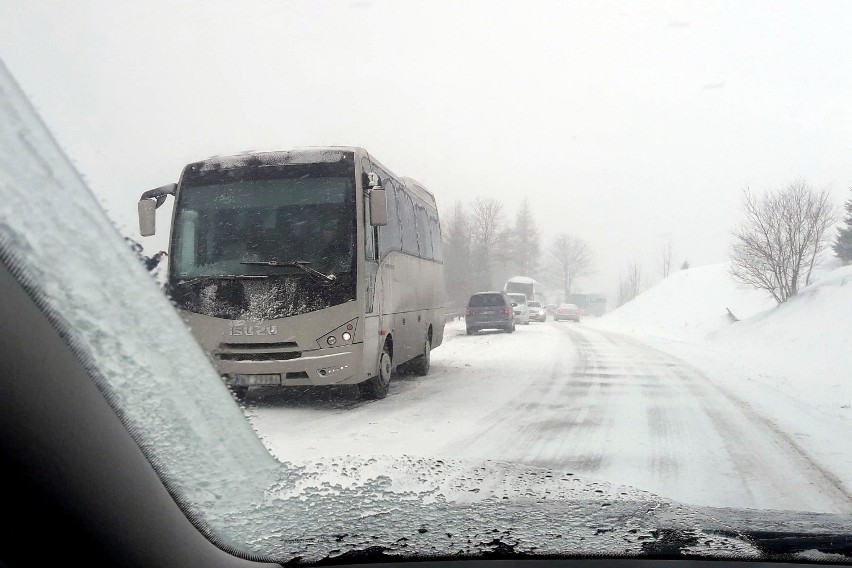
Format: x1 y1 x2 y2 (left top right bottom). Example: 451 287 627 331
364 191 377 261
400 190 418 256
430 214 443 262
415 205 432 260
377 173 401 258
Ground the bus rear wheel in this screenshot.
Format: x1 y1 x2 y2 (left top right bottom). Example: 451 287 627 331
359 344 392 400
409 335 431 376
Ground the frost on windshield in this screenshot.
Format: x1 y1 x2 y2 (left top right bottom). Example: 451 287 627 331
218 456 763 562
0 57 277 549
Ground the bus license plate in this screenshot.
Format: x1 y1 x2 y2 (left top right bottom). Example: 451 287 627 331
234 374 281 386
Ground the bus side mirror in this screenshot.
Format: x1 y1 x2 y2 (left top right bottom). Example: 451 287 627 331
370 188 388 226
137 183 177 237
138 199 157 236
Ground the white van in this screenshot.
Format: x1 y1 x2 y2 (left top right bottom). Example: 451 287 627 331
506 293 531 325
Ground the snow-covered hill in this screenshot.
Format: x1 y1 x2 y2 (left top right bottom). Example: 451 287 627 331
593 260 852 413
600 263 776 342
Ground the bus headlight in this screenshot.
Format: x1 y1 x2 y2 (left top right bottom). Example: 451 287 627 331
317 318 359 348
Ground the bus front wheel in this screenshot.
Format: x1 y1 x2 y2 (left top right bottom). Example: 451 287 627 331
359 344 392 400
230 385 248 401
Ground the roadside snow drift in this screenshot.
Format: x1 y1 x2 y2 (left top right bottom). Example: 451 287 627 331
600 263 776 342
591 261 852 492
596 262 852 407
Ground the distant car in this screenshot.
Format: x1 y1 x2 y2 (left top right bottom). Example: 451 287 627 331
554 303 581 322
465 291 515 334
527 300 547 322
506 293 531 324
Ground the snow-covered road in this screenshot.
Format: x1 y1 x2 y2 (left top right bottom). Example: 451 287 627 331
244 320 852 514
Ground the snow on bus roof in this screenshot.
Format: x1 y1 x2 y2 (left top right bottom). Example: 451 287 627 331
191 147 356 171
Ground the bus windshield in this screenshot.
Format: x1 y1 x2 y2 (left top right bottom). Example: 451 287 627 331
172 169 356 279
167 159 359 320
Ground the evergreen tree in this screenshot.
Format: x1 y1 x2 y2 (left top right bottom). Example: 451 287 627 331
510 199 540 276
834 191 852 265
680 260 690 270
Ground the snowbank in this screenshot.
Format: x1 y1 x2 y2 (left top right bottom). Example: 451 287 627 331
600 263 776 342
592 261 852 413
713 263 852 408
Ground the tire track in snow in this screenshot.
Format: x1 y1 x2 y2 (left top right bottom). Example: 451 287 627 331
583 325 852 513
438 321 608 471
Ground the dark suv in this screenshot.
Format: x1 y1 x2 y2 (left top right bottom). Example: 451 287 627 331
465 291 515 335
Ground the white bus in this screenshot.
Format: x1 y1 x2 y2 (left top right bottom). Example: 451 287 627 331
504 276 539 301
137 147 444 399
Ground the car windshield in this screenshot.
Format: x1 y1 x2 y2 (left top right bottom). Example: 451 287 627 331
2 1 852 565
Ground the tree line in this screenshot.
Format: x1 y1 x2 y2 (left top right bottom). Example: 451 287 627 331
442 197 594 309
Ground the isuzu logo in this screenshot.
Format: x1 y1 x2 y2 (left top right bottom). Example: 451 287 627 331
229 323 279 336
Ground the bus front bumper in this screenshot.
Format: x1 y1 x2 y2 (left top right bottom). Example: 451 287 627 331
220 344 363 387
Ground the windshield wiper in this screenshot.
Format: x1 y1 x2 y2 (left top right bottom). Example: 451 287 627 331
176 274 269 285
240 260 337 285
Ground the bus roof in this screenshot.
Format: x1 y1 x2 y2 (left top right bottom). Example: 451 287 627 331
188 147 356 173
401 176 437 210
506 276 538 284
187 147 438 211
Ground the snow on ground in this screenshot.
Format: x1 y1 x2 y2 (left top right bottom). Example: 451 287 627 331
588 260 852 503
247 314 852 513
245 260 852 513
245 319 564 460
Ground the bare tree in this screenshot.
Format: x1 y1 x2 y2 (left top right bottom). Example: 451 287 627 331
730 182 836 304
492 226 515 288
469 197 505 290
549 234 594 299
659 238 674 278
616 262 643 307
470 197 504 246
442 200 474 306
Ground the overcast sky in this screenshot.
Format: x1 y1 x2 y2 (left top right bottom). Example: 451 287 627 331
2 0 852 297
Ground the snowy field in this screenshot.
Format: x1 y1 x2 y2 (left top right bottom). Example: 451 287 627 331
245 267 852 514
